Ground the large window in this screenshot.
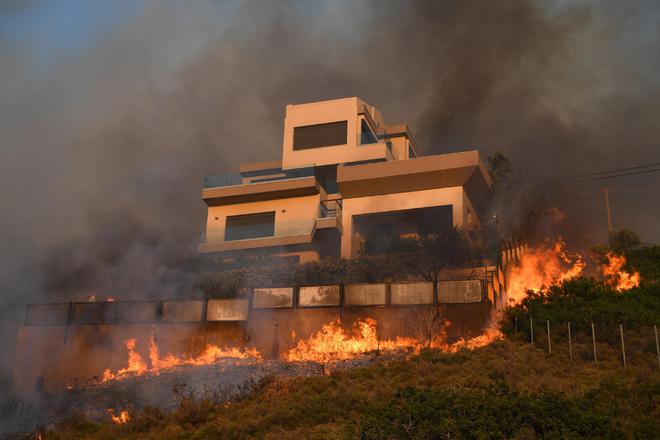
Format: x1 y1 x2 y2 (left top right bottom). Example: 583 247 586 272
360 119 378 145
224 211 275 241
293 121 348 150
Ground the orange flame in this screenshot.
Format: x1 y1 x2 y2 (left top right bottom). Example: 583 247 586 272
102 335 261 382
507 239 585 305
445 325 503 351
102 338 148 381
283 317 502 363
283 318 419 363
601 252 640 291
108 409 130 424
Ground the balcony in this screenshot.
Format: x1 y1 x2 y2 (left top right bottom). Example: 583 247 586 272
203 166 315 189
199 219 317 253
319 199 342 218
316 199 342 231
199 200 343 253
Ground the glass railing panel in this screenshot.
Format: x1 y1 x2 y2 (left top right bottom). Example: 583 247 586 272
319 200 342 218
205 219 316 243
204 166 316 189
204 173 243 188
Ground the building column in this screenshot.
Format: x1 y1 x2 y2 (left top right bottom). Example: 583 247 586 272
340 208 353 258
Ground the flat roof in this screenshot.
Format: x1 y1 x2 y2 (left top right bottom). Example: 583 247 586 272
238 160 282 174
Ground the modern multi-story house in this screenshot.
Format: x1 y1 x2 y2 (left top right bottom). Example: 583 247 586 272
199 97 493 263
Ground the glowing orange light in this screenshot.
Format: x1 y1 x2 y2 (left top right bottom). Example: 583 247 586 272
108 409 130 424
102 335 261 382
601 252 640 291
507 239 585 305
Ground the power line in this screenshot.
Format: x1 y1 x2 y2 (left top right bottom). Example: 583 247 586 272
609 188 660 194
578 188 660 196
568 167 660 182
569 162 660 179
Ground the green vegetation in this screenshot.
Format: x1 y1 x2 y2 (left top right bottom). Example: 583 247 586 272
46 339 659 440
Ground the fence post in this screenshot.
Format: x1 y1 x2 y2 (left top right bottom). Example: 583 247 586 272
619 324 627 368
568 322 573 361
514 315 518 333
530 317 534 344
591 322 597 362
547 320 551 354
655 325 659 370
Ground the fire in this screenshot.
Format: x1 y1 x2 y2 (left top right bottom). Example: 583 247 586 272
507 239 585 305
102 335 261 382
283 317 502 363
446 325 502 351
102 338 147 381
87 294 115 302
601 252 640 291
283 318 410 362
108 409 130 424
283 318 419 363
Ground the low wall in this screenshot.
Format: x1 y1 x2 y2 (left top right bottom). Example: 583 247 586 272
15 280 495 393
14 322 246 392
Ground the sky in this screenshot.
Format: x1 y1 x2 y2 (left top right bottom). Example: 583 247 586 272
0 0 659 370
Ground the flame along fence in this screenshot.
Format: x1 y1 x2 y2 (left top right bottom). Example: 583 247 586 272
512 315 660 370
23 280 485 327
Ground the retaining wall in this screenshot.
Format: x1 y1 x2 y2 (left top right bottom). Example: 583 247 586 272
15 280 494 393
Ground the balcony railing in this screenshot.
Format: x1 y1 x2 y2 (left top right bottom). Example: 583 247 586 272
204 173 243 188
204 166 316 189
319 199 342 219
205 219 316 244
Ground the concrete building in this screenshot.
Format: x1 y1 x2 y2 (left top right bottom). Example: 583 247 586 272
200 97 493 263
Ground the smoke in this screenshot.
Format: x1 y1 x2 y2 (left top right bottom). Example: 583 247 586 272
1 0 659 373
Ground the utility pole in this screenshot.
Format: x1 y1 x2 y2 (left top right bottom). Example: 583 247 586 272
604 187 613 232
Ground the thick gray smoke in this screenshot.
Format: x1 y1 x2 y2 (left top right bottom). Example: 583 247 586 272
1 0 659 372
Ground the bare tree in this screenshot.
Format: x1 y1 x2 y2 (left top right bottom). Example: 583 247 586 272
415 304 448 348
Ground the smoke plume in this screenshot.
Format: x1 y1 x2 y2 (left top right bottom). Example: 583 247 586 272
1 0 659 372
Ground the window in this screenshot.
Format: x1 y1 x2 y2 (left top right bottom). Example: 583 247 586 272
224 212 275 241
293 121 347 150
360 119 378 145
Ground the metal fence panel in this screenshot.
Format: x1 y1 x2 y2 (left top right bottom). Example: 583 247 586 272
390 282 434 305
162 300 204 322
299 285 340 307
70 302 116 324
344 283 386 306
438 280 482 303
252 288 294 309
115 301 161 323
207 299 248 321
25 303 70 326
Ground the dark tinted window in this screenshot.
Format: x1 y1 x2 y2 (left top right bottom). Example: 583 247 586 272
293 121 347 150
360 119 378 144
225 212 275 241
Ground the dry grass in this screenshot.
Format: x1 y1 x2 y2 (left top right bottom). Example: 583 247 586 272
45 338 660 439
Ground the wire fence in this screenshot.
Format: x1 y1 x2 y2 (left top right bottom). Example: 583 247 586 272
511 315 660 369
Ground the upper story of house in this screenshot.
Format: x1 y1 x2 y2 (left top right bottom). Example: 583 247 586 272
200 97 493 258
281 97 417 169
202 97 420 199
